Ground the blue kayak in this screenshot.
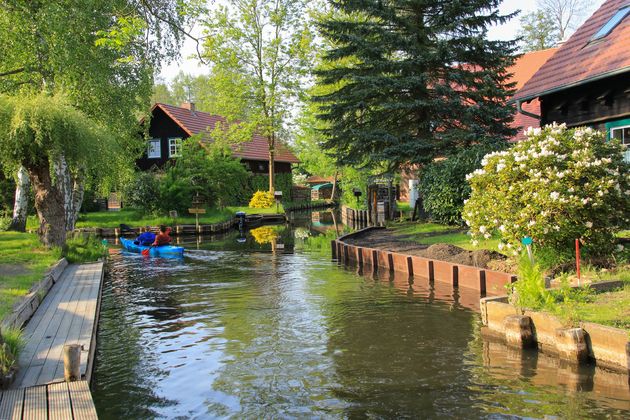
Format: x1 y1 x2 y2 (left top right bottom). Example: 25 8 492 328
120 238 184 258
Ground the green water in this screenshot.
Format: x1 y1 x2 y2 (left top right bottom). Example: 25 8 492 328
92 224 630 419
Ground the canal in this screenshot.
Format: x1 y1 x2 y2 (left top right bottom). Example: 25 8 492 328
92 220 630 418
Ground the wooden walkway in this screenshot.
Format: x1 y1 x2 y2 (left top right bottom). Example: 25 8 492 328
0 262 104 419
0 381 97 419
13 263 103 388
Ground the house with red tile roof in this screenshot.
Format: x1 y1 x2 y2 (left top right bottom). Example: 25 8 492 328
513 0 630 160
138 102 299 174
507 48 558 141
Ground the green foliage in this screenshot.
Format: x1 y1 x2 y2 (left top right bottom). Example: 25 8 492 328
0 172 14 217
339 167 369 209
249 173 293 199
315 0 517 169
64 234 107 264
419 144 503 225
464 124 630 257
517 11 559 52
121 172 161 214
159 139 250 212
0 327 24 376
249 191 274 209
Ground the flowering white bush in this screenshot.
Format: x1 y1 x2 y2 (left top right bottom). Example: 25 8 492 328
463 124 630 256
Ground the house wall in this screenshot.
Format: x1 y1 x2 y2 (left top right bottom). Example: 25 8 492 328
540 72 630 128
137 107 188 171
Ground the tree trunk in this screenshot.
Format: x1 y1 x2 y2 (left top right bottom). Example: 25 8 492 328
330 169 339 202
66 176 85 231
268 135 275 194
28 160 67 249
8 166 30 232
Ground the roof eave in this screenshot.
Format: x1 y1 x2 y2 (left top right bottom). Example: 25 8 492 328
513 66 630 103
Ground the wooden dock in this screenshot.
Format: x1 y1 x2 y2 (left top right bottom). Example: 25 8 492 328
1 262 104 419
0 381 97 419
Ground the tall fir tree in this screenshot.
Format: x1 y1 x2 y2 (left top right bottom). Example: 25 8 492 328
314 0 518 168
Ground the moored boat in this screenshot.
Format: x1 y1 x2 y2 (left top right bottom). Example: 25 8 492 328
120 238 184 258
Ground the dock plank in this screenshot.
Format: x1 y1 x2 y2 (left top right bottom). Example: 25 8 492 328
68 381 97 420
47 382 72 420
22 386 46 420
0 388 25 420
14 263 103 389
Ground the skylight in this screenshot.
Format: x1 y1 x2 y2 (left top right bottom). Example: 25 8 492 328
591 5 630 40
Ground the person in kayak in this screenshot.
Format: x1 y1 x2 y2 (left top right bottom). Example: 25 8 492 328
134 227 155 246
152 225 172 246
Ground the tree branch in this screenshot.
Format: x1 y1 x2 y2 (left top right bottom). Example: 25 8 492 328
0 68 25 78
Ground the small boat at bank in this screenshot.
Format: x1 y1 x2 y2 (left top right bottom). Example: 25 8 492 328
120 238 185 258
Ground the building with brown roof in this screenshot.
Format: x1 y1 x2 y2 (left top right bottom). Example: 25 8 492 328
137 102 299 173
507 48 558 141
513 0 630 159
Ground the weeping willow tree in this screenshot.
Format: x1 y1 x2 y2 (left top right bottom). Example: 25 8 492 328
0 94 123 248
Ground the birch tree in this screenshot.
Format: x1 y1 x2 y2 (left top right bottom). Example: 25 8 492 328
201 0 313 193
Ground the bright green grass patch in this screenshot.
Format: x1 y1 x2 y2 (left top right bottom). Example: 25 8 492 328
75 205 283 229
617 230 630 239
0 232 59 322
64 235 107 264
387 221 501 252
555 284 630 331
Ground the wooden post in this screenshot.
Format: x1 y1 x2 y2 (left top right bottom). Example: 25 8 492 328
63 344 81 382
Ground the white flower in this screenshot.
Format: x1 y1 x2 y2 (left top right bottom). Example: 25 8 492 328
585 221 593 228
499 225 506 232
479 226 487 234
498 243 505 251
550 191 560 200
484 233 491 239
472 240 479 247
617 244 625 252
496 163 506 172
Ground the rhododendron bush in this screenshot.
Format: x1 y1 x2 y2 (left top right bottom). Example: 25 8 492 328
463 124 630 256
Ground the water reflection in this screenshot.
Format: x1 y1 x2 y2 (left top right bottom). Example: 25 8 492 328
92 224 630 419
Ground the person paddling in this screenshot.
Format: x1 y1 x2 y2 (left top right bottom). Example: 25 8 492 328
152 225 172 247
134 227 155 246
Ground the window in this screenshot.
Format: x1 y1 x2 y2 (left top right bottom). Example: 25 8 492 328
168 138 182 157
610 125 630 146
147 139 161 159
610 124 630 163
591 5 630 40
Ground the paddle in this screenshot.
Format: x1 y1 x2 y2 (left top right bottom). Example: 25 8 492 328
141 245 154 256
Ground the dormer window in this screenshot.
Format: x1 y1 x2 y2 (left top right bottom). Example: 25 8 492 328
591 5 630 41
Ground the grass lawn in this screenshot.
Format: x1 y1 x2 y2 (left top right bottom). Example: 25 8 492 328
75 205 283 229
0 232 60 322
388 221 502 253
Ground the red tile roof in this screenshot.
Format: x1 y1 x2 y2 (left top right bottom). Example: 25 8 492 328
514 0 630 101
152 103 300 164
507 48 558 140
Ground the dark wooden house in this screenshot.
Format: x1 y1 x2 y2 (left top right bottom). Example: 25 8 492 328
138 102 299 173
513 0 630 161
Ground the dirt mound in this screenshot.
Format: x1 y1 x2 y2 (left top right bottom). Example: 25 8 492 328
422 244 505 268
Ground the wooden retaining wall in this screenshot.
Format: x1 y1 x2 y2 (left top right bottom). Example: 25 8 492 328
1 259 68 331
333 227 516 297
75 219 235 238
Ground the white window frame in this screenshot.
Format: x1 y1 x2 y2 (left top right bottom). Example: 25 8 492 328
168 137 182 158
611 125 630 146
147 139 161 159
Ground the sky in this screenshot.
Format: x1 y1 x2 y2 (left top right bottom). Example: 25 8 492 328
159 0 603 82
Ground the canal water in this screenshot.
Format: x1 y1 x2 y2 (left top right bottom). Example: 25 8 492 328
92 220 630 419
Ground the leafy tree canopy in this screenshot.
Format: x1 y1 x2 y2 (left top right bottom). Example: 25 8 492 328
517 10 559 52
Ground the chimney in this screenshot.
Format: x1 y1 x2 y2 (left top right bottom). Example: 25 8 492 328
180 102 196 112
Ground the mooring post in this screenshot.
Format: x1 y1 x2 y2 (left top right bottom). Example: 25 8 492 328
63 344 81 382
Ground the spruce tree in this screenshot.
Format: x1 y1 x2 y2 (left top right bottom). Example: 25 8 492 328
314 0 518 168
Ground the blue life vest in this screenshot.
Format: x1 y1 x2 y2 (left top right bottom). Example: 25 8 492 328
135 232 156 246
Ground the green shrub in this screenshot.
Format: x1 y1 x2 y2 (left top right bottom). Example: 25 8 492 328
419 144 502 225
121 171 161 213
464 124 630 257
249 191 274 208
0 328 23 376
248 173 293 200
